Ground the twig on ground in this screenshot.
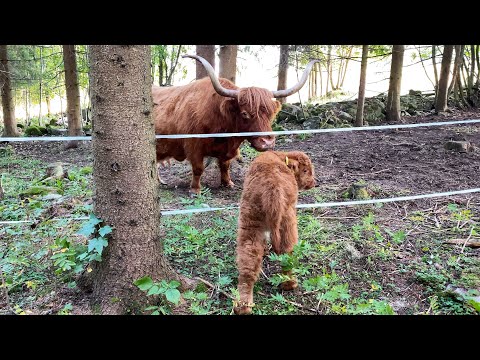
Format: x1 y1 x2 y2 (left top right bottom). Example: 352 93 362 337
195 277 236 301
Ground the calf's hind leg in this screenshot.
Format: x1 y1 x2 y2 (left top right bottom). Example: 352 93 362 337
271 207 299 291
235 228 265 315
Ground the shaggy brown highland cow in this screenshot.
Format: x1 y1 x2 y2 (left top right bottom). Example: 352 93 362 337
153 55 319 195
234 150 316 315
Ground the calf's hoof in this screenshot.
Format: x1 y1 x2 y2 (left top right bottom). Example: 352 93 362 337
280 279 298 291
233 302 254 315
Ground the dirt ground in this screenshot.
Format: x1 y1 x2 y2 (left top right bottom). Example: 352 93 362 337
5 108 480 315
11 108 480 203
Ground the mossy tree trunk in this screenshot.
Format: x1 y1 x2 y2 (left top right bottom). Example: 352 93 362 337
85 45 192 314
0 45 19 137
195 45 215 80
219 45 237 84
62 45 82 149
355 45 369 127
435 45 454 113
386 45 405 122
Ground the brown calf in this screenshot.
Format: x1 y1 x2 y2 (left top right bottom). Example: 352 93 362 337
234 150 316 315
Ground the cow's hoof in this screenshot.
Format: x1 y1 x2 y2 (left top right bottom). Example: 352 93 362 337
280 279 298 291
222 180 235 188
189 189 200 198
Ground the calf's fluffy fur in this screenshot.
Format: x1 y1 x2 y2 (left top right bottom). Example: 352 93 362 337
234 150 316 315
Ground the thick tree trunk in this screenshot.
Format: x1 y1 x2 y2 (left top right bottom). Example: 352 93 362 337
62 45 82 149
0 45 19 137
435 45 454 113
195 45 215 80
386 45 405 122
355 45 368 127
219 45 237 84
277 45 289 104
85 45 192 315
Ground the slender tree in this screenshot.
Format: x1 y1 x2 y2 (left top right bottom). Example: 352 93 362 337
219 45 237 84
0 45 19 137
277 45 289 104
386 45 405 122
432 45 439 98
83 45 193 314
435 45 454 113
468 44 475 99
448 45 464 96
195 45 215 79
355 45 369 127
62 45 82 149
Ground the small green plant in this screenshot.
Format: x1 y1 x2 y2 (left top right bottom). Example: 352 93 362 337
268 240 312 286
58 303 73 315
50 214 112 275
134 276 181 315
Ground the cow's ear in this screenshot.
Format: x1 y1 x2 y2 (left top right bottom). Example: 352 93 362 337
220 98 238 117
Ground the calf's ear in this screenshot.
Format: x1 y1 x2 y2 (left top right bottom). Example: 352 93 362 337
286 157 299 172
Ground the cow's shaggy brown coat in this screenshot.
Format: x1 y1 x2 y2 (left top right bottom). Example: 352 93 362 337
153 78 279 194
234 150 316 315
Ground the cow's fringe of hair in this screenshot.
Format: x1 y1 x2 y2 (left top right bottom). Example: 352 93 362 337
238 87 278 120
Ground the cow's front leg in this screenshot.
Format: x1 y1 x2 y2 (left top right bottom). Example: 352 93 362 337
189 156 204 196
218 158 234 188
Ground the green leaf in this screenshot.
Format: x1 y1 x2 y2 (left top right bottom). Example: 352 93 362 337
78 222 96 237
134 276 153 291
98 226 113 237
168 280 181 289
88 237 108 255
447 203 458 212
147 285 162 296
165 288 181 304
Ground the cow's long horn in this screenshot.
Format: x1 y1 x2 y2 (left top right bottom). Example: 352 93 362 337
271 59 320 98
183 54 239 99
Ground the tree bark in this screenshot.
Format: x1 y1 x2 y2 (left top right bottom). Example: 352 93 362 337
432 45 439 102
277 45 289 104
468 44 475 97
448 45 463 96
476 45 480 88
219 45 237 84
0 45 19 137
62 45 82 149
386 45 405 122
85 45 192 314
355 45 368 127
158 52 164 86
435 45 454 113
195 45 215 80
